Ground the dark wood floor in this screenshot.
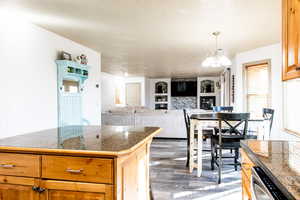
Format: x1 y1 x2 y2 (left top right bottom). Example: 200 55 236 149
150 139 242 200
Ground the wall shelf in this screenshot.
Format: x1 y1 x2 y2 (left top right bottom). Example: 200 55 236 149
155 102 168 104
56 60 90 82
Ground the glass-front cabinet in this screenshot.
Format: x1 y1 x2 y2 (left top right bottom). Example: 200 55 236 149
151 79 170 110
200 80 215 93
155 82 168 94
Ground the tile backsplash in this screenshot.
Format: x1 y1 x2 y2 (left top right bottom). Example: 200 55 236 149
171 97 197 109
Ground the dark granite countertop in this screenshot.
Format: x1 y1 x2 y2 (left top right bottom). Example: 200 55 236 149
0 126 161 157
241 140 300 200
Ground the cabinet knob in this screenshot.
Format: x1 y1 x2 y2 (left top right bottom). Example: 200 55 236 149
32 186 45 193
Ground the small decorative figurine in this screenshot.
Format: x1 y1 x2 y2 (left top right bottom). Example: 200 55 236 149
80 54 88 65
74 56 81 63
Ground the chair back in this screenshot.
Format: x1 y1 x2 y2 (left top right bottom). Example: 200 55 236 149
262 108 275 137
216 112 250 136
213 106 233 113
183 109 190 137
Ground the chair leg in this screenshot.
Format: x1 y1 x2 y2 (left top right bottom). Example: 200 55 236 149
210 141 215 170
186 143 190 167
149 184 154 200
234 148 239 171
218 148 222 184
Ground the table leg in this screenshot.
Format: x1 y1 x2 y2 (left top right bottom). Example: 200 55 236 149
197 125 202 177
189 119 195 173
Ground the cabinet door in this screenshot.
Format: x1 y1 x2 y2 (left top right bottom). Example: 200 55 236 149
40 180 113 200
0 176 39 200
0 184 39 200
45 190 105 200
283 0 300 80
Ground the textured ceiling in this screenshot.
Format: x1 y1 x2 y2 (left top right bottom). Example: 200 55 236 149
1 0 281 77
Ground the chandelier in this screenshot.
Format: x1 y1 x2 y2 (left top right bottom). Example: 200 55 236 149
202 31 232 68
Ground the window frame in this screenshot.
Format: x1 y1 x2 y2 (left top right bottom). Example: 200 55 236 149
243 59 272 116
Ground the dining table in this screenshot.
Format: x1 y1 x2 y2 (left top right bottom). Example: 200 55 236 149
188 112 264 177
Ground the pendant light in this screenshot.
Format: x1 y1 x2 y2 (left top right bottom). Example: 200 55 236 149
202 31 232 68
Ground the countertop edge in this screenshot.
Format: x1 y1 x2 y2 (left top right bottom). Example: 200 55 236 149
0 128 162 158
240 141 296 200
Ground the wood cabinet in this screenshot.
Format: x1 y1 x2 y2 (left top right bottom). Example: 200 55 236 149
282 0 300 80
42 156 113 184
115 141 151 200
0 153 40 177
0 140 152 200
240 149 255 200
0 176 39 200
0 183 39 200
40 180 112 200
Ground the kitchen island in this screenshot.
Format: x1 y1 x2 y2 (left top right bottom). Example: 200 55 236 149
240 140 299 200
0 125 161 200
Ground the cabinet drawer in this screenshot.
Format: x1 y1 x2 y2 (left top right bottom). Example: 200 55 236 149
42 156 113 184
0 153 40 177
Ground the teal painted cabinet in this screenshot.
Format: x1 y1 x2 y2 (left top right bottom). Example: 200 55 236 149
56 60 90 128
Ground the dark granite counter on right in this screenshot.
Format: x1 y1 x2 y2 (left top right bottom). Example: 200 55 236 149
241 140 300 200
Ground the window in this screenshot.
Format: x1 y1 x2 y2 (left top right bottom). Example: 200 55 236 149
244 61 270 118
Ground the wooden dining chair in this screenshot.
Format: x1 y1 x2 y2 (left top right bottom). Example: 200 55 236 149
212 106 235 153
211 112 250 184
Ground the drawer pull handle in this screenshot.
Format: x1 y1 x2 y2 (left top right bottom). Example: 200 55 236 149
0 164 15 168
66 168 83 174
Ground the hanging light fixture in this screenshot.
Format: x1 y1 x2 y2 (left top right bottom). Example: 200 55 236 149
202 31 232 68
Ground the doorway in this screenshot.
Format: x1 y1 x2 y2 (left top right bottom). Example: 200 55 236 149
126 83 141 106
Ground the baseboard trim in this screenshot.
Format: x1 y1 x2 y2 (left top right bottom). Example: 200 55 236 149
153 137 187 140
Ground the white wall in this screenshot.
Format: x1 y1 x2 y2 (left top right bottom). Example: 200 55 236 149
0 20 101 138
101 72 125 112
233 43 299 140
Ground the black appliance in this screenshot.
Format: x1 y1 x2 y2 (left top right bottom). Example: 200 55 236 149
171 80 197 97
251 166 290 200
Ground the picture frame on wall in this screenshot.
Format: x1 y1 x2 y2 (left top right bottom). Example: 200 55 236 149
61 51 72 61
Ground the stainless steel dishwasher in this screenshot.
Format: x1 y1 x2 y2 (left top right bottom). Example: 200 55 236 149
251 166 290 200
